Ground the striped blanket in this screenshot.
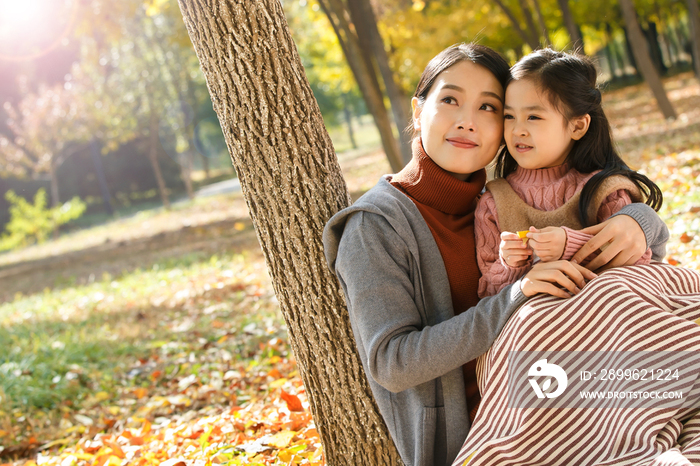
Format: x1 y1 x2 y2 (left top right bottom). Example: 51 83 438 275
453 263 700 466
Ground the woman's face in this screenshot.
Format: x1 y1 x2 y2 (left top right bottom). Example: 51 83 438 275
412 61 504 181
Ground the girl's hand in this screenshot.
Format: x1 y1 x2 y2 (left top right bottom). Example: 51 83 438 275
527 226 566 262
520 260 598 298
571 216 646 272
500 231 531 268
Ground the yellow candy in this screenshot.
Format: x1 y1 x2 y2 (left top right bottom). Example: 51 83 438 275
517 230 529 243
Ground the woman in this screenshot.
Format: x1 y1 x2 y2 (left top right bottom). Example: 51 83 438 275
322 43 668 466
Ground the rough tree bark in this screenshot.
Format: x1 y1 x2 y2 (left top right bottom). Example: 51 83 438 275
618 0 677 119
177 0 403 464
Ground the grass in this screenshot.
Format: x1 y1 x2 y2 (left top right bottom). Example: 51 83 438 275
326 114 381 154
1 249 287 451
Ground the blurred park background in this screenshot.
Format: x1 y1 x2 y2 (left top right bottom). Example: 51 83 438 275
1 0 700 464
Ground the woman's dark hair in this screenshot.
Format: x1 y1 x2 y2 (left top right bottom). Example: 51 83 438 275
408 43 511 138
494 48 662 226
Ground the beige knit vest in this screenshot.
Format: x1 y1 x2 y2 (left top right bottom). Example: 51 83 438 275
486 174 643 233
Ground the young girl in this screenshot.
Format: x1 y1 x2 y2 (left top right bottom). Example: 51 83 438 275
476 48 665 298
324 43 667 466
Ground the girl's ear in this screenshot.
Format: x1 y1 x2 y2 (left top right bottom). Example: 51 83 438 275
570 114 591 141
411 97 422 131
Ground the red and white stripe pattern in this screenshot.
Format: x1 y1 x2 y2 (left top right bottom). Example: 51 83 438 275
453 263 700 466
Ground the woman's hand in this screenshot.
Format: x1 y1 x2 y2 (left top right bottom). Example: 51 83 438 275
526 226 566 262
520 260 597 298
571 215 646 272
500 231 531 267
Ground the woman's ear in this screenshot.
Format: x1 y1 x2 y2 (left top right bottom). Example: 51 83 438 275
411 97 421 132
570 114 591 141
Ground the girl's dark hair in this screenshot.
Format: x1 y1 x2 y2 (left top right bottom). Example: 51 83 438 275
409 43 511 137
494 48 662 226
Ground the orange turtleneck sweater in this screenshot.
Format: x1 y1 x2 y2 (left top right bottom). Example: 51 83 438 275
390 138 485 420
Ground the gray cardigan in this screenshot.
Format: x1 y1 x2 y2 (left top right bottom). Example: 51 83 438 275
323 177 668 466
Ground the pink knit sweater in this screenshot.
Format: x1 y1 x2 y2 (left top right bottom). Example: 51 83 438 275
475 164 652 298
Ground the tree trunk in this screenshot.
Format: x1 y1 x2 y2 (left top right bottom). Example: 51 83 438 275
48 158 60 239
347 0 411 164
148 110 171 209
618 0 677 119
670 9 689 63
517 0 542 47
48 158 60 208
492 0 540 49
688 0 700 77
178 92 196 200
342 96 358 150
177 0 403 464
531 0 552 46
90 139 114 216
317 0 403 172
623 26 639 72
644 22 667 73
557 0 583 50
607 25 626 78
179 150 195 200
658 29 673 67
199 151 211 179
666 23 680 64
606 43 618 79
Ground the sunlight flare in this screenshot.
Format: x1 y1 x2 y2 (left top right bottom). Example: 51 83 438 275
0 0 75 61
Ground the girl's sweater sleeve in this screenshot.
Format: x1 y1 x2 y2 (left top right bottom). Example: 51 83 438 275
476 191 531 298
561 189 652 264
333 210 529 393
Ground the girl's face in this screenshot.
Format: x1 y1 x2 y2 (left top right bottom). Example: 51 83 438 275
412 61 504 181
504 79 587 170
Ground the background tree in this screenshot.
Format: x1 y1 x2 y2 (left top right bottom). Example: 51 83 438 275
490 0 543 50
1 83 91 207
347 0 413 160
315 0 408 171
618 0 677 119
557 0 584 49
177 0 403 462
687 0 700 77
379 0 520 89
0 0 226 223
283 0 366 150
